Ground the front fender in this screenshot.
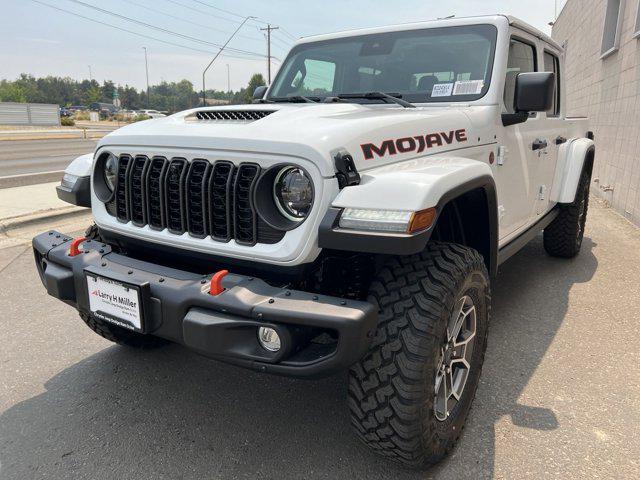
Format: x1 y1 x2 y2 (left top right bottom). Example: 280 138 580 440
331 156 493 211
65 153 94 177
56 153 94 207
550 138 595 204
319 157 498 274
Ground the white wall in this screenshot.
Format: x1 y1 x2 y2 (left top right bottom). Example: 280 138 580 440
553 0 640 226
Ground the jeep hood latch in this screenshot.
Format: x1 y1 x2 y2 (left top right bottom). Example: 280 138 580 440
334 151 360 189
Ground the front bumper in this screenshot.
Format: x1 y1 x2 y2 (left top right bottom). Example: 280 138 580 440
32 231 377 378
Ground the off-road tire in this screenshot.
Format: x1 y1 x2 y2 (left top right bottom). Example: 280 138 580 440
543 168 591 258
79 312 169 349
348 242 490 468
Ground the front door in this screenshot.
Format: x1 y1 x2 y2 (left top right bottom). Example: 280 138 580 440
495 36 544 242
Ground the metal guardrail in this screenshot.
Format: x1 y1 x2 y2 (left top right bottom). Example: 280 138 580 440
0 102 60 126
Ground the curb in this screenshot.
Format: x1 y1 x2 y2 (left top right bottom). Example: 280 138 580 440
0 207 89 234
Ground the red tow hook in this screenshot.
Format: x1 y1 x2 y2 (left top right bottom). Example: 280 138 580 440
68 236 87 257
209 270 229 296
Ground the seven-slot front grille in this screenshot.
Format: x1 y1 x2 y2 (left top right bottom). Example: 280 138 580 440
107 155 284 246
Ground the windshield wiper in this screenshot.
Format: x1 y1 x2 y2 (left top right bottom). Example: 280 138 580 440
333 92 416 108
268 95 319 104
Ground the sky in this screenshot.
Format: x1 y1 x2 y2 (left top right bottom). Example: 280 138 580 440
1 0 568 92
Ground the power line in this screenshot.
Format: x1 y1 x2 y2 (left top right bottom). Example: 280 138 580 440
187 0 267 24
28 0 266 61
63 0 266 58
279 28 299 41
161 0 253 26
181 0 299 37
121 0 265 44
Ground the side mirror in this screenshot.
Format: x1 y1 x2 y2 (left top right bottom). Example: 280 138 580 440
514 72 555 113
502 72 555 126
253 86 268 100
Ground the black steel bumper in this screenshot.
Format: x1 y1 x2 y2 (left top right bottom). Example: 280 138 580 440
32 231 378 378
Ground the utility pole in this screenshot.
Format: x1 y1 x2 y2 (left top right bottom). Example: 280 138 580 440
143 47 150 108
260 24 279 84
202 16 254 106
88 65 92 82
226 64 231 93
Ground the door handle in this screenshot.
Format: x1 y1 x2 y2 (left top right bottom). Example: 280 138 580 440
555 136 567 145
532 139 548 151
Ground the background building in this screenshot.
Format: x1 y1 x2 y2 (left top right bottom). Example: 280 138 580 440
552 0 640 226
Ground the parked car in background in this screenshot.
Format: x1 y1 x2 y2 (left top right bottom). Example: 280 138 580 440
59 107 73 117
137 109 166 118
69 105 88 112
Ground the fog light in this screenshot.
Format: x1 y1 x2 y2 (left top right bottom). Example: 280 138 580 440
258 327 281 352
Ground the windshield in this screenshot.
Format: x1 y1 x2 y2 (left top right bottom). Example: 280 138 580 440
268 24 497 103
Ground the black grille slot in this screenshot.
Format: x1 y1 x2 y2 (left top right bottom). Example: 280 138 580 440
186 159 211 238
146 157 167 229
208 161 234 242
129 156 149 226
234 164 260 245
194 110 275 121
115 154 132 222
165 158 187 234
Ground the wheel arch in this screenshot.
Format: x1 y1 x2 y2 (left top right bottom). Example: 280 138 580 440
550 138 595 204
430 176 499 277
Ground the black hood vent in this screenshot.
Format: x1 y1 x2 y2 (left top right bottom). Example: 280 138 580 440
193 110 275 121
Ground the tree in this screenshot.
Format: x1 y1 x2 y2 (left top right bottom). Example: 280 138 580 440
0 81 27 102
244 73 266 104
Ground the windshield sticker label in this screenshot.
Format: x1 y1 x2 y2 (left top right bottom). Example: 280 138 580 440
361 129 468 160
453 80 484 95
431 83 454 97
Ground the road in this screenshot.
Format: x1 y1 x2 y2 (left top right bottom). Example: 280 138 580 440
0 200 638 479
0 138 97 188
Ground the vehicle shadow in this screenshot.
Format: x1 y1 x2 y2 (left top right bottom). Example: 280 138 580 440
0 236 598 480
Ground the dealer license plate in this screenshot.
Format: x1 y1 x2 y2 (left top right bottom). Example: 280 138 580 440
87 274 143 331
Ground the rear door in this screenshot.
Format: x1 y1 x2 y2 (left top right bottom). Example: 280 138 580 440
531 49 564 216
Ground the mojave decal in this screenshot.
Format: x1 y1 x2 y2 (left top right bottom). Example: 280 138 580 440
361 129 468 160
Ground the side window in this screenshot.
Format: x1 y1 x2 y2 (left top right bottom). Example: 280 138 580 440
544 51 561 116
503 39 536 114
290 59 336 96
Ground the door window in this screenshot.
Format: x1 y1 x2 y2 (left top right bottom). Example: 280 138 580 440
543 51 561 116
503 39 536 113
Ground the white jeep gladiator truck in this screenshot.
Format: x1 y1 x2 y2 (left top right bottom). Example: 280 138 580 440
35 15 594 468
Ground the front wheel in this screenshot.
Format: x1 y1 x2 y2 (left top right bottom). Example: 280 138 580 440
348 242 490 468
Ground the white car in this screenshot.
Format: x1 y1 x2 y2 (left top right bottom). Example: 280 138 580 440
137 109 166 118
38 14 593 468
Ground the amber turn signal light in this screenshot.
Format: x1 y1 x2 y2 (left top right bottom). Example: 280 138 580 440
407 208 436 234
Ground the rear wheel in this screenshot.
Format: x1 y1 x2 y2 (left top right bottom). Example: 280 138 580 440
543 168 591 258
348 242 490 468
79 312 169 349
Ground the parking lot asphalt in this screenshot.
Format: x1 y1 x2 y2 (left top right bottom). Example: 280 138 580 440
0 199 638 479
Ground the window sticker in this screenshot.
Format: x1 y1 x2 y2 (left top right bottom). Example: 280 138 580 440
453 80 484 95
431 83 454 97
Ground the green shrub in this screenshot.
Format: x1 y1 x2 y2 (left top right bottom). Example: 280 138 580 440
132 114 151 122
74 111 90 121
60 117 75 126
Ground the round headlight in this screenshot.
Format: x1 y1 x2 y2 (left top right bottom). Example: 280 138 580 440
104 153 117 191
273 167 313 221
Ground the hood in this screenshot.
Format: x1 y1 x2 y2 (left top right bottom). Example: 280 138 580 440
99 103 492 177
